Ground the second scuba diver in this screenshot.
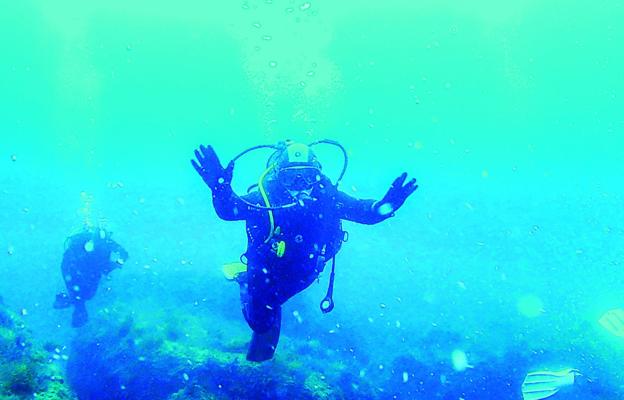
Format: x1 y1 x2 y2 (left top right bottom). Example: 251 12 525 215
53 226 129 327
192 140 417 361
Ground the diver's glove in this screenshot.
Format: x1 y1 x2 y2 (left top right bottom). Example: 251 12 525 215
373 172 418 216
191 144 234 190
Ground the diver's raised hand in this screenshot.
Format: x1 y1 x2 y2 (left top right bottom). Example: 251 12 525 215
374 172 418 216
191 145 233 190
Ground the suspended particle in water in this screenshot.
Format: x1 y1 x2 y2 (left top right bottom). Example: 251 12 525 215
516 294 544 318
269 61 277 68
451 349 472 372
11 154 17 162
292 310 303 323
21 308 28 316
84 240 95 252
376 203 394 216
300 2 311 11
402 372 409 383
183 373 189 381
262 35 273 41
7 245 14 255
252 22 262 28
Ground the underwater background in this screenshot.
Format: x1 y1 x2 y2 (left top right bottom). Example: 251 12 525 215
1 1 623 399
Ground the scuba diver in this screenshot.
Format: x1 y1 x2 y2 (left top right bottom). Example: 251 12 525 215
53 226 128 327
191 140 417 362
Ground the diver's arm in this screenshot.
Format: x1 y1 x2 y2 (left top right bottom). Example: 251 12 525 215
103 239 129 274
335 173 418 224
211 184 254 221
110 241 129 263
192 144 252 221
335 190 389 225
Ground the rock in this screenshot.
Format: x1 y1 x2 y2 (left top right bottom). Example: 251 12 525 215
0 301 76 399
66 304 368 400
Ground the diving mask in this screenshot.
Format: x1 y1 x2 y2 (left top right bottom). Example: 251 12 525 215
277 166 321 191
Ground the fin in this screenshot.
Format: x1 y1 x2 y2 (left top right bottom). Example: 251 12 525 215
53 292 72 309
521 368 579 400
223 262 247 281
246 321 281 362
598 308 624 337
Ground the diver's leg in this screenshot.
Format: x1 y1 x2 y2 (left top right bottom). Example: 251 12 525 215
71 301 88 328
246 306 281 362
237 272 282 361
239 269 279 333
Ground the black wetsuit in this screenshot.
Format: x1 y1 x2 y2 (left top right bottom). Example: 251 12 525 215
57 229 128 326
212 175 390 334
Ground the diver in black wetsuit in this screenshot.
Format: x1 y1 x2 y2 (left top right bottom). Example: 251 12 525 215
192 140 417 361
53 226 128 327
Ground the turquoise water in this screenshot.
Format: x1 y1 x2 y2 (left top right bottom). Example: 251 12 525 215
1 1 623 399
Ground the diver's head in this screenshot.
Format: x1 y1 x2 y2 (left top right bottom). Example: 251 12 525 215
274 142 322 191
81 223 112 241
